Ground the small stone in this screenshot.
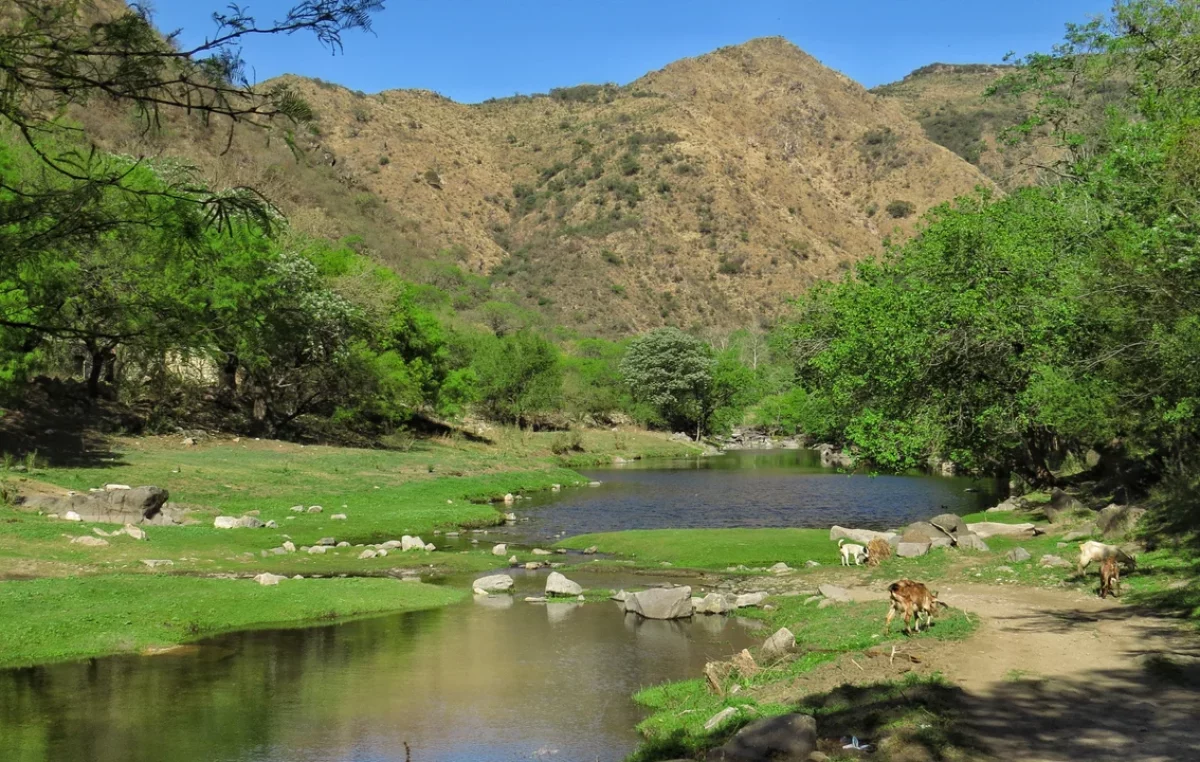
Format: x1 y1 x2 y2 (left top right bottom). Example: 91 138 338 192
492 543 508 556
818 583 851 602
734 592 767 608
611 589 629 602
289 505 304 512
331 514 347 521
524 596 547 603
254 573 286 586
804 560 820 567
424 543 436 552
307 545 327 554
63 511 82 522
504 512 517 522
583 545 598 555
532 548 552 556
336 541 350 548
897 541 931 557
818 598 838 608
283 541 296 552
104 484 131 491
264 520 278 529
376 548 388 557
588 481 601 487
503 493 515 504
317 537 336 547
769 562 791 573
524 562 543 570
70 536 108 547
307 505 323 513
731 649 759 677
704 707 740 732
141 559 173 568
996 565 1014 573
1006 547 1031 563
1040 554 1072 568
474 574 514 593
182 437 195 446
359 549 378 559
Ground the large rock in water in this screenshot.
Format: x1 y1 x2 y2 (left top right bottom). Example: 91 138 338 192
18 486 169 524
707 713 817 762
694 593 734 615
473 574 514 594
545 572 583 597
829 526 900 546
624 586 693 619
967 521 1037 539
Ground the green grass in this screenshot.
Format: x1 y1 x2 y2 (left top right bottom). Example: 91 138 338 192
0 574 465 667
558 528 832 570
629 595 978 759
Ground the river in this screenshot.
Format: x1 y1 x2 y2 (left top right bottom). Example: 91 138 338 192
0 449 994 762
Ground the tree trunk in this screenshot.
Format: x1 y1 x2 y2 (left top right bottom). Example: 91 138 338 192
219 352 239 400
86 350 105 399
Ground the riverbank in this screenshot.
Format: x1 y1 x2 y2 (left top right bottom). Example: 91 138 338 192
0 428 700 665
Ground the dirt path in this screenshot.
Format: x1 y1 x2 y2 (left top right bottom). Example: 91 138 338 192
916 584 1200 762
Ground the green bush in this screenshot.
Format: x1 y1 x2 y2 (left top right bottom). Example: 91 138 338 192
886 200 916 218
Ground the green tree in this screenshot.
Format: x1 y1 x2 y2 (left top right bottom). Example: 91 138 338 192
620 328 715 438
472 331 562 427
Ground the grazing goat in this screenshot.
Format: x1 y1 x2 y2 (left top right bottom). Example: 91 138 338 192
885 579 941 635
1100 557 1121 599
866 538 892 567
838 538 868 566
1077 540 1136 575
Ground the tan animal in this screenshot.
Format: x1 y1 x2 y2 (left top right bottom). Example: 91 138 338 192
1100 557 1121 599
885 579 942 635
866 538 892 567
838 538 868 566
1077 540 1136 574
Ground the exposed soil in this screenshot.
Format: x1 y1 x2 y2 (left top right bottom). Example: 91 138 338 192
792 583 1200 761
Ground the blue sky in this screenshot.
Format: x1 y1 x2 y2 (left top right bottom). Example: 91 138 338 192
151 0 1111 102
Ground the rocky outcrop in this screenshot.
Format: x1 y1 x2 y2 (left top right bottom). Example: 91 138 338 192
18 486 170 524
1045 489 1088 523
623 586 693 619
1097 503 1146 537
956 532 990 552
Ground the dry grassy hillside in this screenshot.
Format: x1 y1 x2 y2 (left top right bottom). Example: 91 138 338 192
277 38 991 334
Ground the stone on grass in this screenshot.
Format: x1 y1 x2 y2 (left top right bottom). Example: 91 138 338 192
307 545 327 554
214 515 264 529
104 484 131 491
768 562 791 574
704 707 740 732
818 583 851 602
289 505 304 513
492 543 508 556
473 574 514 595
283 541 296 553
1097 503 1146 537
524 596 547 603
1045 489 1087 523
307 505 323 514
1040 554 1072 568
141 559 172 568
967 521 1037 539
1063 525 1098 542
336 541 350 548
711 713 817 762
122 524 147 541
1006 547 1032 563
996 565 1015 573
524 562 543 570
381 540 402 549
734 592 767 608
730 649 759 678
532 548 552 556
817 598 838 609
805 560 820 567
254 573 286 586
955 532 990 552
63 511 82 522
359 549 378 560
760 627 795 661
897 541 931 558
624 586 693 619
331 513 347 521
264 520 277 529
583 545 598 555
424 543 436 552
503 493 515 504
611 589 629 602
929 512 969 535
70 535 108 547
376 548 388 557
546 571 583 597
317 537 336 547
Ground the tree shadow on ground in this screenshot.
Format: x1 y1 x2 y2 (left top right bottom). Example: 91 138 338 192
0 378 128 468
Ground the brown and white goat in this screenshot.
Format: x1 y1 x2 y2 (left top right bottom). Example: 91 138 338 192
884 579 942 635
1099 557 1121 599
1077 540 1136 575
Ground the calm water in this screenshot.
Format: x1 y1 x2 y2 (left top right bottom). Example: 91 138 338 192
0 572 756 762
0 449 992 761
495 449 996 544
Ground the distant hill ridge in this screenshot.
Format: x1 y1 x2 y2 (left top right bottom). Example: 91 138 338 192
77 16 996 334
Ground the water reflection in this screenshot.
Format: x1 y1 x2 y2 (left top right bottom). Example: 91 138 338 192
499 449 996 542
0 575 757 762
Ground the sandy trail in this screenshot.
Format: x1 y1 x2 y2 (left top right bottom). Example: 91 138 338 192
917 584 1200 762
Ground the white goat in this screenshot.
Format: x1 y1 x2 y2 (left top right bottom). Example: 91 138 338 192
838 538 868 566
1076 540 1136 574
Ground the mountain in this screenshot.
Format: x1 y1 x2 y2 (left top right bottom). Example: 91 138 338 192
80 35 995 335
